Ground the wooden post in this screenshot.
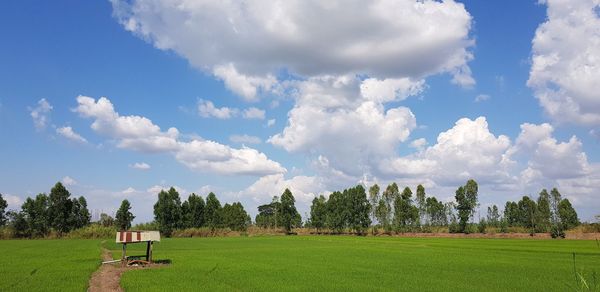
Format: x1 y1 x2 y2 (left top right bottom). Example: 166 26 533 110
122 243 127 266
149 241 153 262
146 241 151 261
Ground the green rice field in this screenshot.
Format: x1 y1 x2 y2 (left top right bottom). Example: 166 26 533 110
1 236 599 291
0 239 100 291
108 236 600 291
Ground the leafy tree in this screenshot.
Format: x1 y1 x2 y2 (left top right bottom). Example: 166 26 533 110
327 191 346 233
0 193 7 226
535 189 552 232
153 187 183 237
504 201 519 226
393 187 418 232
346 185 371 234
8 211 28 238
464 179 479 219
21 194 50 237
558 198 579 230
48 182 74 234
486 205 500 227
425 196 446 226
550 187 562 224
204 192 222 230
222 202 250 231
115 199 135 230
310 195 327 233
415 184 426 224
368 184 380 233
70 196 91 229
380 183 399 233
279 188 299 234
99 213 114 227
517 196 537 231
375 199 390 233
182 193 205 228
454 186 469 233
256 199 279 228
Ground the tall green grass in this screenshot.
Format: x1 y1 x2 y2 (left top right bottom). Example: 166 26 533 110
111 236 600 291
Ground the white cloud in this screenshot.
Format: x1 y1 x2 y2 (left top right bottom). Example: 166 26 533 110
29 98 52 130
3 194 22 210
270 99 416 176
129 162 151 170
62 176 77 186
230 134 262 145
409 138 428 150
198 99 238 119
360 78 425 103
213 63 277 102
528 0 600 125
112 0 475 97
474 94 491 102
241 174 325 204
242 107 266 120
122 187 139 195
76 96 285 176
56 126 88 144
514 123 590 180
267 119 276 127
146 185 187 196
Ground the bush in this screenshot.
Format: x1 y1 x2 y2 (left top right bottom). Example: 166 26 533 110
131 221 160 231
550 225 566 239
448 222 461 233
499 219 509 233
66 224 115 239
478 219 487 234
464 224 478 234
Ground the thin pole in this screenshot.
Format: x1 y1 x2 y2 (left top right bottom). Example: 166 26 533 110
146 241 151 261
122 243 127 266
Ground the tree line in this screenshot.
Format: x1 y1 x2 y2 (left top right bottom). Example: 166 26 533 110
0 179 581 238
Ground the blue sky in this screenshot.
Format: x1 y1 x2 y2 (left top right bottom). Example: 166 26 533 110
1 0 599 222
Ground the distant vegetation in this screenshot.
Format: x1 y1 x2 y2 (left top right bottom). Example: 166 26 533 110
0 179 584 239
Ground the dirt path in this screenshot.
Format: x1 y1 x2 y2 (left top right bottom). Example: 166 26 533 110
88 248 125 292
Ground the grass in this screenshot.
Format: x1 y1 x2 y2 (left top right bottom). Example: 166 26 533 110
106 236 600 291
0 239 101 291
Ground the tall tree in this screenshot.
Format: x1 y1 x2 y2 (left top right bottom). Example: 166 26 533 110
504 201 519 226
415 184 426 224
455 186 469 232
280 188 299 234
381 183 399 232
21 194 50 237
347 185 371 234
368 184 380 232
327 191 346 233
517 196 537 231
0 193 7 227
464 179 479 220
535 189 552 232
47 182 74 234
310 195 327 233
558 198 579 230
550 187 562 224
182 193 205 228
153 187 183 237
204 192 222 230
255 198 280 228
70 196 91 229
115 199 135 230
222 202 250 231
99 213 114 227
425 196 446 226
375 198 390 233
486 205 500 227
393 187 418 232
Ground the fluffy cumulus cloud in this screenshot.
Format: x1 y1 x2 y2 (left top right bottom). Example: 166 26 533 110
241 173 325 204
75 96 285 176
29 98 53 130
111 0 475 99
242 107 266 120
56 126 88 144
528 0 600 125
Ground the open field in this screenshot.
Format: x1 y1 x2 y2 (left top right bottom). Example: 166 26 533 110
0 239 101 291
1 236 599 291
106 236 600 291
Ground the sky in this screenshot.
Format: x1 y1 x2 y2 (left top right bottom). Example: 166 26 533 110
1 0 599 223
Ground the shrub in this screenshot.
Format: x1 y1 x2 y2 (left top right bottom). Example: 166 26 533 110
66 224 115 239
478 219 487 234
550 224 566 239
